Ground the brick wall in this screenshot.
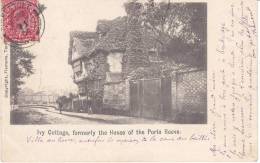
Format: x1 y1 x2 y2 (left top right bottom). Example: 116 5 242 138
176 70 207 113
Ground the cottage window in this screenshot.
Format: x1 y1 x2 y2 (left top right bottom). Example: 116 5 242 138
78 86 86 94
107 53 123 73
85 60 95 73
148 48 162 62
94 80 101 90
98 33 103 39
73 60 82 75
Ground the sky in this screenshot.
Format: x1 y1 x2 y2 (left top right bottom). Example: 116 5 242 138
24 0 126 95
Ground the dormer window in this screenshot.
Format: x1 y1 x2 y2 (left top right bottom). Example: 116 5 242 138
98 33 102 39
72 43 76 53
72 39 80 61
97 22 109 38
82 39 95 48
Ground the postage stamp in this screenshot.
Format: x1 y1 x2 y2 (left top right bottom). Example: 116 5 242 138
2 0 40 44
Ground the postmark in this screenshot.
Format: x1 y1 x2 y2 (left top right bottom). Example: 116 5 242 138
2 0 45 46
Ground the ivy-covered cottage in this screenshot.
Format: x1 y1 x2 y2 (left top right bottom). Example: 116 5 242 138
68 1 207 123
68 16 128 114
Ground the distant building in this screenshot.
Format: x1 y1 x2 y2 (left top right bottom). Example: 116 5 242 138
17 90 58 105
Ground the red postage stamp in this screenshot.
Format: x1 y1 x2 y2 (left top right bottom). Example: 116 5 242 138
2 0 40 43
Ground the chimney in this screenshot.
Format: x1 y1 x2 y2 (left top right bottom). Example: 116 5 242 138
123 1 149 76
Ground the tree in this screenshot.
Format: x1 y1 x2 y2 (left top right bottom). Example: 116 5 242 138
142 1 207 67
10 46 35 104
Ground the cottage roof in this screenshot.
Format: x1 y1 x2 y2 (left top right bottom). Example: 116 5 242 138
68 17 127 64
68 31 97 64
74 38 95 56
94 16 127 53
68 16 158 64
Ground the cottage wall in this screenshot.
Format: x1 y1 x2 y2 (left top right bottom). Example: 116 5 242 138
103 82 126 110
102 52 127 111
74 51 129 113
85 52 108 81
71 52 108 112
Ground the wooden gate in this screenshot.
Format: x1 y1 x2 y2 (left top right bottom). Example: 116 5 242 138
129 80 141 117
141 79 161 119
161 77 172 120
129 78 171 120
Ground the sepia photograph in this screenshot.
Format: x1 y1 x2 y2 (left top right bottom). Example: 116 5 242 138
1 0 257 162
9 0 207 125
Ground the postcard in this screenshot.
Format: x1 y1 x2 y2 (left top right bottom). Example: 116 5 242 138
0 0 257 162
